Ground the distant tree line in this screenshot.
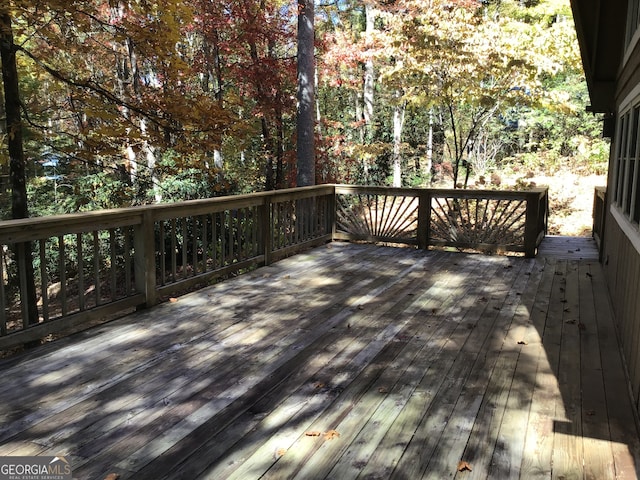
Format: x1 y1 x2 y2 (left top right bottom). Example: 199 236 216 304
1 0 607 221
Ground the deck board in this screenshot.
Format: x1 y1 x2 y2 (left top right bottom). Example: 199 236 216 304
0 242 639 480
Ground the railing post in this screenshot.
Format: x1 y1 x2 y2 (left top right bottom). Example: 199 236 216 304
134 210 157 308
417 190 432 250
524 190 540 258
260 196 273 266
330 186 337 240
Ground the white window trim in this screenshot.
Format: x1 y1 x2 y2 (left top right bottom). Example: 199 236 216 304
611 87 640 254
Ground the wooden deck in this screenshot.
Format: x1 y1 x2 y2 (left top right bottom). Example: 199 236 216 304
0 242 639 479
537 235 600 261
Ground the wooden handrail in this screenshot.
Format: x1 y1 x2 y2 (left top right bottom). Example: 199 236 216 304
0 184 548 349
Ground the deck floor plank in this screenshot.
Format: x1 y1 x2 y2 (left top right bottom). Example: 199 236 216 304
518 257 562 480
424 259 534 480
551 260 585 480
460 257 544 480
0 242 638 480
579 261 616 480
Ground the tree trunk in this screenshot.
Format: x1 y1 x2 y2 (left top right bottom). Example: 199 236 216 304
360 3 376 183
392 93 406 188
296 0 315 186
426 108 433 180
206 32 225 180
363 4 375 140
0 11 39 326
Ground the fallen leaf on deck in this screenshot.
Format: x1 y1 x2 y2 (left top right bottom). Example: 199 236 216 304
566 319 576 324
517 340 528 345
378 386 389 393
313 382 325 389
305 431 322 437
169 297 178 303
104 474 120 480
324 430 340 440
578 322 586 331
457 460 473 472
275 448 287 458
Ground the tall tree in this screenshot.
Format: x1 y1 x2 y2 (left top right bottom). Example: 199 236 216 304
296 0 315 186
0 7 38 325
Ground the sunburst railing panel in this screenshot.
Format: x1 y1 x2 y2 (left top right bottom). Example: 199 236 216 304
334 185 547 255
335 188 420 244
429 196 527 248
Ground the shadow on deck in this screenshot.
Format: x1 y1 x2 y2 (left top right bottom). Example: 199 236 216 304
0 242 638 479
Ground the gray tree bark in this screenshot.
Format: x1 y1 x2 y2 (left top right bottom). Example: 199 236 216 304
0 10 39 326
296 0 315 186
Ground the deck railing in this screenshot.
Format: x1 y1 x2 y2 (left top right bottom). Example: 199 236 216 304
335 185 547 255
593 186 607 250
0 184 546 349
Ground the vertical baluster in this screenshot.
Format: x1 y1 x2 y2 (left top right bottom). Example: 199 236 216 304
58 235 67 317
219 211 226 266
0 246 7 335
212 212 219 269
228 210 235 263
272 203 279 250
192 217 199 276
298 199 304 243
77 233 85 312
202 214 209 272
124 227 131 295
289 201 295 246
304 197 311 240
159 221 166 286
252 205 259 257
39 239 49 322
110 229 117 301
181 218 188 279
237 208 244 261
171 218 177 282
93 231 101 307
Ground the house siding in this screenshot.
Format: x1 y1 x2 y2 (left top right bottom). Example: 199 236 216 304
598 4 640 415
603 217 640 407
